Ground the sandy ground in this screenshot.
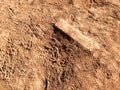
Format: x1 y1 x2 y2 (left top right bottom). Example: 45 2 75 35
0 0 120 90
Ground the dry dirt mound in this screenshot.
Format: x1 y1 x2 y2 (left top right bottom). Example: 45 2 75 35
0 0 120 90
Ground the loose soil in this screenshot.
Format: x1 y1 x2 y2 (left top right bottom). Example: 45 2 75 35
0 0 120 90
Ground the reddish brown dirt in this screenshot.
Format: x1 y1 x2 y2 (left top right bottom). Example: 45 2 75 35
0 0 120 90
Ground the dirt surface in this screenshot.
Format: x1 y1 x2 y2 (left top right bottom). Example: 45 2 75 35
0 0 120 90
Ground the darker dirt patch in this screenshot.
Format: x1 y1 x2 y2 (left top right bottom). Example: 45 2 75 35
43 25 96 90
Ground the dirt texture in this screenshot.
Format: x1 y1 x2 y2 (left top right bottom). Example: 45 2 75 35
0 0 120 90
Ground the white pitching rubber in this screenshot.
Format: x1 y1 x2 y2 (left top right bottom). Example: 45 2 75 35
55 19 100 51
